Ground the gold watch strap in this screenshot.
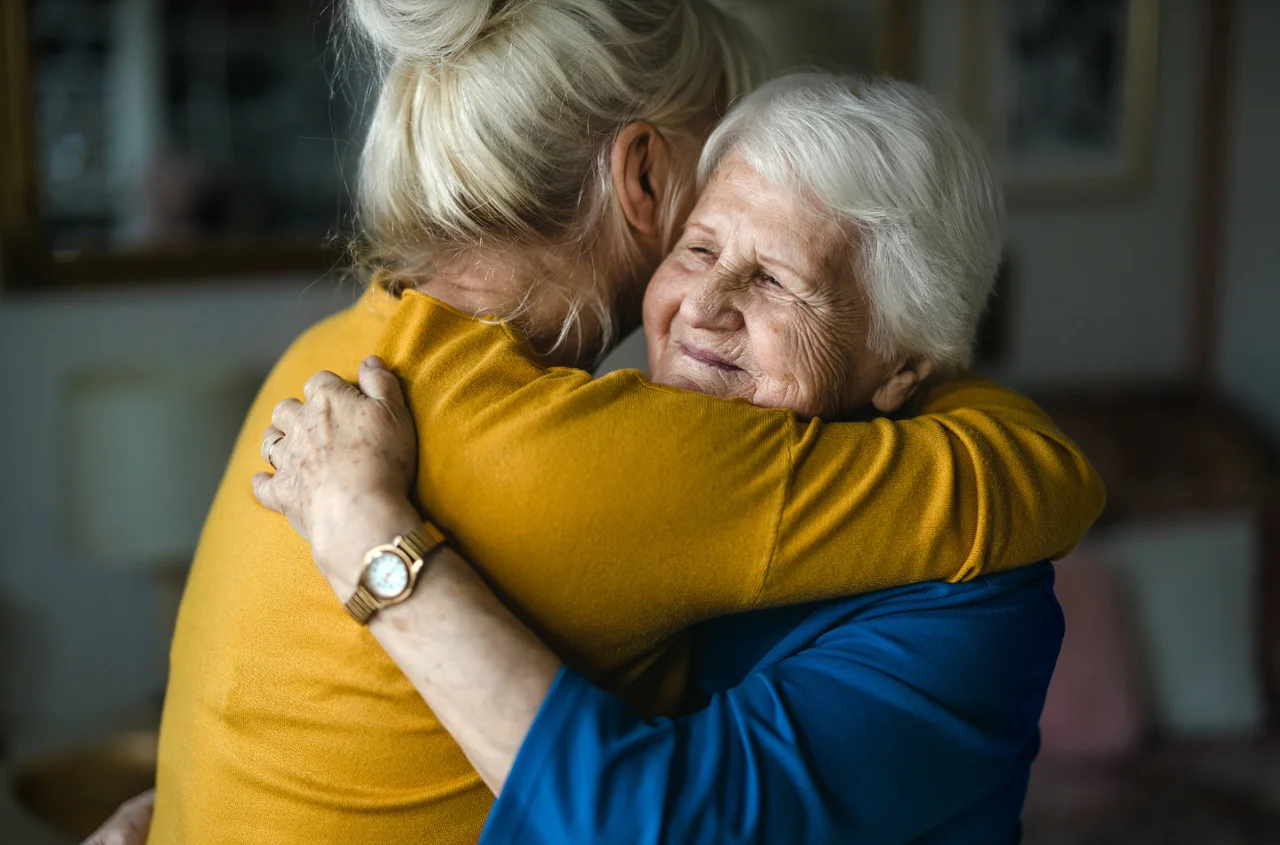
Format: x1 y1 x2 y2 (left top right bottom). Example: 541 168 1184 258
397 521 447 563
345 584 381 625
344 521 447 625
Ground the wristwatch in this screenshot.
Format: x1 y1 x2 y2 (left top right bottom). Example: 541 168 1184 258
344 522 447 624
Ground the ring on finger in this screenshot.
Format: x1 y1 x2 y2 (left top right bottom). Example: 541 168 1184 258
266 434 285 469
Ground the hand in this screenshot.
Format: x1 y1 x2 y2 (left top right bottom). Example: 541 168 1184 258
83 789 154 845
253 357 421 596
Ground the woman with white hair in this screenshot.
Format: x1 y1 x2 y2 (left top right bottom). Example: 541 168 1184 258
123 0 1101 841
241 72 1073 843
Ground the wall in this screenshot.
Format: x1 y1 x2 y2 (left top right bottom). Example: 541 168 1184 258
1217 0 1280 437
0 277 351 751
918 0 1204 387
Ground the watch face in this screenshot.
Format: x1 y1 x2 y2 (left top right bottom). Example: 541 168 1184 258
367 552 410 599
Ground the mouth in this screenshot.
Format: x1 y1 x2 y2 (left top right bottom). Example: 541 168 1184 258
680 343 740 372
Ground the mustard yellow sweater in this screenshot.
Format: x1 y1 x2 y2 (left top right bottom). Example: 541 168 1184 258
152 287 1103 844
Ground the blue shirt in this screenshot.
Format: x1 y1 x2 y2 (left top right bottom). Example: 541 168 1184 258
482 563 1063 844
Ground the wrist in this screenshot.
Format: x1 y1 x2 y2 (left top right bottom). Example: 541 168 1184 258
311 493 423 599
370 544 466 635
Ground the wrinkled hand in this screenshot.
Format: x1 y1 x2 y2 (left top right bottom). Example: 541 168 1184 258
253 356 419 595
83 789 154 845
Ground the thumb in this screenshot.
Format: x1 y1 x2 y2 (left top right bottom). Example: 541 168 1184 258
358 356 406 406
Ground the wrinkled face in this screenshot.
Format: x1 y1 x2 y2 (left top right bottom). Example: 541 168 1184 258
643 157 893 420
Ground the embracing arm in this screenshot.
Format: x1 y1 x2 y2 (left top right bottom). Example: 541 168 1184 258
479 591 1059 845
306 497 562 795
285 466 1061 843
253 355 1063 835
254 363 560 792
376 292 1103 633
480 574 1063 845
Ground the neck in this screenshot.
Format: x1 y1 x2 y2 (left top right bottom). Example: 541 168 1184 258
414 255 523 323
412 248 605 369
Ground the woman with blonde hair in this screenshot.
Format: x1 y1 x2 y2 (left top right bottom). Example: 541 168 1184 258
130 3 1101 843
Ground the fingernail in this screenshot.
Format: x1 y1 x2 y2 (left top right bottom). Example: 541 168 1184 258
363 356 384 369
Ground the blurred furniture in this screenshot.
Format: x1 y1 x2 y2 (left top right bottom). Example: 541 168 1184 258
0 765 76 845
66 362 260 659
12 731 156 842
0 0 354 290
1037 386 1279 524
1023 386 1280 843
9 362 258 838
66 363 259 574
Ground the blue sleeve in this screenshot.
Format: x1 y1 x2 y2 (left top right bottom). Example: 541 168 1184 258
481 577 1063 845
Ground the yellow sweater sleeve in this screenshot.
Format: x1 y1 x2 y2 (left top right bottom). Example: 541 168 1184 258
376 292 1103 670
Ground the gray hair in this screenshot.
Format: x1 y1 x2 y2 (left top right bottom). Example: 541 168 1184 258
699 73 1005 372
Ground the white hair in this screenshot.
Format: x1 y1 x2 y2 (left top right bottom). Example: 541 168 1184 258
699 73 1005 372
347 0 755 353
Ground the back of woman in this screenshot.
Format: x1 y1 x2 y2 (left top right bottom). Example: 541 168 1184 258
154 292 501 843
152 2 751 842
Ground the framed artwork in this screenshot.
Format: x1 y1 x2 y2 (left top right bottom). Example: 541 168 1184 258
0 0 355 291
963 0 1160 204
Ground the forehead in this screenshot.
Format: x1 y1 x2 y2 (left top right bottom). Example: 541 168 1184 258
689 157 852 276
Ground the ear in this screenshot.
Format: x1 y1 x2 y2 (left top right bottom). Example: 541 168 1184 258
871 357 935 414
610 122 671 240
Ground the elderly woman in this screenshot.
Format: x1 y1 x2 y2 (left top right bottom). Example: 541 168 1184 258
130 2 1101 842
122 74 1100 844
242 74 1081 843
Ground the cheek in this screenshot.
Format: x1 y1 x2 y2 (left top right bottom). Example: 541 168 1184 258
642 261 686 349
746 319 790 381
733 315 802 407
756 312 859 415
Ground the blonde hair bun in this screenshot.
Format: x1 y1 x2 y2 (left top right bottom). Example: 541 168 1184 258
349 0 497 65
353 0 756 355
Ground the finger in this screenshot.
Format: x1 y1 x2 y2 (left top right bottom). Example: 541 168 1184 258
303 370 356 401
124 789 156 830
252 472 283 513
261 425 285 465
84 829 120 845
272 398 303 433
358 357 406 405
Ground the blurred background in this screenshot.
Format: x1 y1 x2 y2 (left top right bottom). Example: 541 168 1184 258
0 0 1277 841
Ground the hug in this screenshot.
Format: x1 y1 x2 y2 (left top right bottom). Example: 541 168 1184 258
90 0 1102 843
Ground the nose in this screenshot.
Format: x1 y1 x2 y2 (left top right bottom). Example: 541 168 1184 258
680 265 744 332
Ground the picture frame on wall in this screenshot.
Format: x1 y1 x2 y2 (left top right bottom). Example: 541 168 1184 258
963 0 1160 204
0 0 353 292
